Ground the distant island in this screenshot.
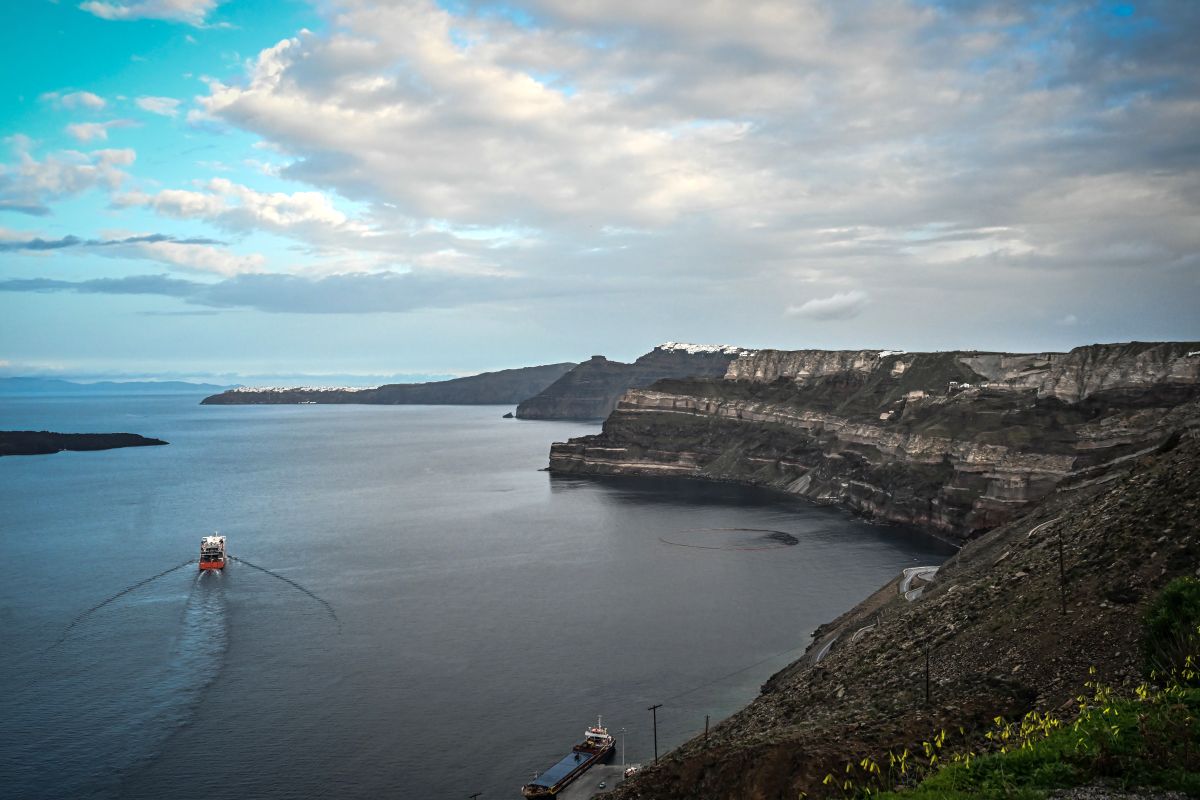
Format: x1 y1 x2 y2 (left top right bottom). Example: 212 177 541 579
201 343 763 418
0 431 169 457
201 362 577 406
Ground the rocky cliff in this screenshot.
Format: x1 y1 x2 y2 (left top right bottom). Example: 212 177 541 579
610 421 1200 800
550 342 1200 541
200 362 576 405
515 343 752 420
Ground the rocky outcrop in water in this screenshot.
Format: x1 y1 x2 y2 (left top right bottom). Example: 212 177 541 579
515 343 752 420
550 342 1200 541
0 431 168 456
200 362 576 405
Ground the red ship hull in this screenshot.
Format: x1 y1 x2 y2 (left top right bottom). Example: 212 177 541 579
199 560 225 570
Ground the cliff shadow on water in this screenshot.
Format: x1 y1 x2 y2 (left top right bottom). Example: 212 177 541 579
547 471 960 556
608 418 1200 800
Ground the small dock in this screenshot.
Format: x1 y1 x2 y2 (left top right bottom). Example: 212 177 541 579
556 765 626 800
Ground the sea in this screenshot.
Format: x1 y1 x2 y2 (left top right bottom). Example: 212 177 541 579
0 394 955 799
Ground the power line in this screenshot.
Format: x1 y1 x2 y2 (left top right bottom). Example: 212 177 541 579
659 641 810 705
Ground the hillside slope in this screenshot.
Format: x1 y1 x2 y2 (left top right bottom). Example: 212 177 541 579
613 420 1200 800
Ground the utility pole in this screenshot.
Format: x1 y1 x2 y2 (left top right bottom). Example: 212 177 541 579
704 715 709 747
648 704 663 764
924 645 931 706
469 793 482 800
620 727 626 768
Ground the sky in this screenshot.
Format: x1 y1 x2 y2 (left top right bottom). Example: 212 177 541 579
1 0 1197 383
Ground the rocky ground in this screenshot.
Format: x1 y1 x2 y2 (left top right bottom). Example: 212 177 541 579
610 427 1200 799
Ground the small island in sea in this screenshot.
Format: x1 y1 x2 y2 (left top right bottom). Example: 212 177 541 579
0 431 168 457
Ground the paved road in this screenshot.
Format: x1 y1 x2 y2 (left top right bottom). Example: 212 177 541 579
814 633 839 663
1026 516 1062 539
900 566 939 601
850 623 876 642
557 765 628 800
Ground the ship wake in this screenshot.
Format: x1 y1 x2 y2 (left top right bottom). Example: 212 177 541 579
18 567 229 799
227 554 340 630
46 558 197 652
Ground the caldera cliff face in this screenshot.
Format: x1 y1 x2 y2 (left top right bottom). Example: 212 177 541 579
515 342 751 420
549 342 1200 541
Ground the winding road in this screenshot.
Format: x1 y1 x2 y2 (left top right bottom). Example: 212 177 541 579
900 566 939 601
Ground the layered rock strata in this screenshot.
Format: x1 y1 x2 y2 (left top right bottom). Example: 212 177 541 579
515 342 752 420
550 342 1200 541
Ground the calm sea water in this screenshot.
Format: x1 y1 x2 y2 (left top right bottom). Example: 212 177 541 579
0 395 954 799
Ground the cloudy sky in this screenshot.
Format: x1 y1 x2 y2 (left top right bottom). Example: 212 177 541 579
2 0 1197 382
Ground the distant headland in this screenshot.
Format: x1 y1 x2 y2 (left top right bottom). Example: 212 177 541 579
200 362 577 406
0 431 168 457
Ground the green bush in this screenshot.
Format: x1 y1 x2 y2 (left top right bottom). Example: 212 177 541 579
1144 576 1200 678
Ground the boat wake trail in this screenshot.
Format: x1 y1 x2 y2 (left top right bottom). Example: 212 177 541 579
21 568 227 799
227 555 340 630
107 569 230 797
47 558 198 652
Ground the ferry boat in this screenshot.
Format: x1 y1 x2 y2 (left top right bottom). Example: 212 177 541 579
522 717 615 797
199 535 226 570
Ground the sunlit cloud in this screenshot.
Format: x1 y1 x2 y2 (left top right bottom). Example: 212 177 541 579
135 96 182 117
0 135 135 215
786 290 870 321
65 119 137 142
40 90 107 110
78 0 222 26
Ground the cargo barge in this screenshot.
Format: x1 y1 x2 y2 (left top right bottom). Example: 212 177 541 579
199 535 226 570
522 717 614 797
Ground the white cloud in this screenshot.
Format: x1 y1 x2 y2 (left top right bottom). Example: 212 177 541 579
786 290 870 320
65 123 110 143
19 0 1194 347
0 228 263 276
193 1 1200 284
119 177 362 237
108 239 266 276
78 0 220 25
135 96 182 117
198 11 757 228
41 91 107 110
0 136 136 215
65 120 136 142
